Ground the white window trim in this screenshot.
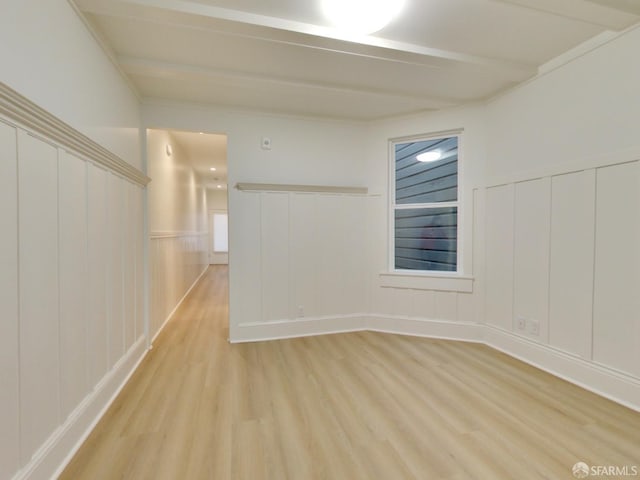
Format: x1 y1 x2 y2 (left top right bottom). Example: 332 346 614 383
386 129 470 291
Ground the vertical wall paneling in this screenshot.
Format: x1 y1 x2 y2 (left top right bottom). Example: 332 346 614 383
485 184 515 330
471 188 485 324
107 173 125 366
260 193 290 322
549 171 596 358
135 187 145 341
18 130 60 462
230 192 262 327
123 182 136 351
289 193 318 318
513 178 551 340
0 120 19 478
58 151 89 420
316 196 346 316
342 196 366 314
87 164 109 385
593 162 640 376
435 292 458 321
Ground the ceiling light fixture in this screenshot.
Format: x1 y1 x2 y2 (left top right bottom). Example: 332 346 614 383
321 0 405 35
210 167 217 171
416 151 442 163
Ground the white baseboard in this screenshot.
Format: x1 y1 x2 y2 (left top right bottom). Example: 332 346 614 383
151 264 209 345
368 315 484 342
13 337 148 480
231 314 368 343
231 315 640 412
484 325 640 412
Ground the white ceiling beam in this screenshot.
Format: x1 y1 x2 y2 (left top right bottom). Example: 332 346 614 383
75 0 535 81
491 0 639 30
117 56 463 109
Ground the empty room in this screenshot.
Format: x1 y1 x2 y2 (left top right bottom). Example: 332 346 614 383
1 0 639 479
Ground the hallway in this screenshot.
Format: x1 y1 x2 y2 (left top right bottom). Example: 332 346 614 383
60 266 640 479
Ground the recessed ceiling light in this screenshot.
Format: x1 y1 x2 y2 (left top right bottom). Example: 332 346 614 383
322 0 405 35
416 151 442 162
210 167 217 171
217 185 222 189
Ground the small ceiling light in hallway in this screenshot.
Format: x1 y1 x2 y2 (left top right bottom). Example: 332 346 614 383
321 0 405 35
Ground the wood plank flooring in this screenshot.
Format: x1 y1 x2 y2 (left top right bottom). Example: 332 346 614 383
60 266 640 479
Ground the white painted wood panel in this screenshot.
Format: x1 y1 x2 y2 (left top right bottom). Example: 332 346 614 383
123 182 136 351
230 192 262 328
513 178 551 340
549 171 595 359
435 291 458 321
18 130 60 462
593 162 640 376
412 290 436 319
261 193 290 322
0 120 19 479
290 193 318 318
485 185 515 330
58 151 89 420
87 164 109 385
108 173 124 366
341 196 366 314
135 187 144 341
316 196 345 316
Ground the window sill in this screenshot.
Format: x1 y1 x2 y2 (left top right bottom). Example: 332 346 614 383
379 271 474 293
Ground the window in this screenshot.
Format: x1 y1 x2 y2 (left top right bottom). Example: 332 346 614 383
392 134 459 272
213 213 228 252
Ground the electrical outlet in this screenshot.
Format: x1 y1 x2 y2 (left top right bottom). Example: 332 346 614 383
516 315 526 331
528 319 540 336
297 305 304 318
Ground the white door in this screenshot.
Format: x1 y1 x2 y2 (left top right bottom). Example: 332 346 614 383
209 210 229 265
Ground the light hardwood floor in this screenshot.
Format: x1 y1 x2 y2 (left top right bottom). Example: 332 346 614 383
60 266 640 479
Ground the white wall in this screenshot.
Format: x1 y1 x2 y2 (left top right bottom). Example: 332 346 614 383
364 105 487 335
0 117 145 480
481 25 640 405
0 0 140 167
207 188 228 211
147 129 209 339
142 24 640 409
0 3 147 479
143 104 370 340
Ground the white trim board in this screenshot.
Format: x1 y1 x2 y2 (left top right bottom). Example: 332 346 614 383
230 316 640 412
0 82 149 186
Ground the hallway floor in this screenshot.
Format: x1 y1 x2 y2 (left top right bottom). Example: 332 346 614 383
60 266 640 479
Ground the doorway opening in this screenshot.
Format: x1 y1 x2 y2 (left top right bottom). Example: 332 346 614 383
146 128 229 341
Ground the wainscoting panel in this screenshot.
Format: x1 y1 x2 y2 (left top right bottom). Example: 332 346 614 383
58 151 89 421
149 233 208 341
108 172 125 368
18 129 61 464
261 193 290 322
593 161 640 377
0 120 19 480
0 83 148 480
484 184 515 331
513 178 551 341
482 157 640 408
549 170 595 359
87 163 109 388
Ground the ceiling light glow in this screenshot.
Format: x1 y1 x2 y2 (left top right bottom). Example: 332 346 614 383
416 151 442 162
322 0 405 35
210 167 217 171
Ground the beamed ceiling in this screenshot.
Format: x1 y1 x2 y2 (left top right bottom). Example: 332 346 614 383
74 0 640 120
